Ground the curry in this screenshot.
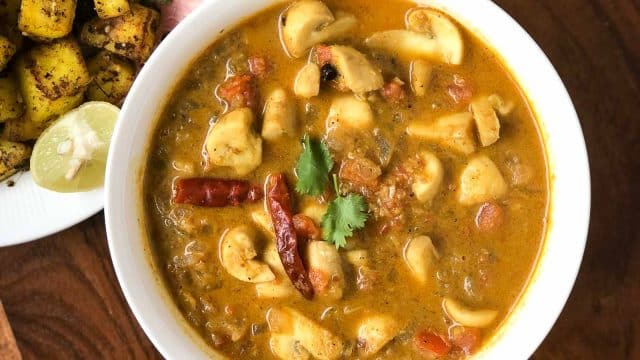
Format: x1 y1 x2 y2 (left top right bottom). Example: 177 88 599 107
143 0 549 358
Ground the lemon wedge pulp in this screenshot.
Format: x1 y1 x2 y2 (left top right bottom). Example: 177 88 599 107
30 101 120 193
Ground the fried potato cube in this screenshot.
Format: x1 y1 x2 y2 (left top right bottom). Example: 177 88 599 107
15 38 89 124
94 0 130 19
18 0 77 40
81 4 160 63
0 77 23 123
86 51 135 104
0 139 31 181
1 115 53 141
0 36 16 71
0 0 24 50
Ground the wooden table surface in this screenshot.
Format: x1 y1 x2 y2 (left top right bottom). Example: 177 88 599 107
1 0 638 359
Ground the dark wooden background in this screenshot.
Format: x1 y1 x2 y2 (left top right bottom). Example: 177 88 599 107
1 0 638 358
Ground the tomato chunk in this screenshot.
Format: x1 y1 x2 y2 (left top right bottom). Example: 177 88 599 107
218 74 259 112
475 202 505 233
414 330 451 356
450 327 482 355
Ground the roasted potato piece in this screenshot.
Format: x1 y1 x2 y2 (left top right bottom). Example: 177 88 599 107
94 0 130 19
86 51 136 105
1 115 51 141
0 0 24 50
0 77 23 122
0 36 15 71
18 0 77 40
15 39 89 124
407 112 476 155
81 4 160 63
0 139 31 181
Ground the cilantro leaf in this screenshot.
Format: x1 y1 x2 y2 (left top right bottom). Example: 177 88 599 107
321 175 369 249
295 135 334 196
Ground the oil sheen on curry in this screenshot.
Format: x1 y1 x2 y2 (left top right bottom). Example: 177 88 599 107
143 0 549 358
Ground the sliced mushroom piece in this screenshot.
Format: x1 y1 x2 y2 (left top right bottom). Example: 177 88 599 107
327 45 384 93
406 112 476 155
412 151 444 203
345 249 369 267
410 59 433 96
306 241 345 300
357 314 401 358
458 155 508 205
205 107 262 175
255 243 298 299
471 96 500 147
443 297 498 328
365 8 464 66
403 235 439 284
267 307 345 360
262 87 297 141
281 0 357 58
256 278 298 299
251 207 276 240
487 94 515 116
270 333 311 360
220 225 275 283
300 198 328 224
406 8 464 64
326 94 374 130
294 63 321 98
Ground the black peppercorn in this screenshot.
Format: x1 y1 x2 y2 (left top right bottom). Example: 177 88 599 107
320 63 338 82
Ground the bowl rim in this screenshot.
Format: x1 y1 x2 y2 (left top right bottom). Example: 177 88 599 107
105 0 590 359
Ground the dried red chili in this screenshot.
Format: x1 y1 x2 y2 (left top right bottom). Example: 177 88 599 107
266 173 314 300
173 178 262 207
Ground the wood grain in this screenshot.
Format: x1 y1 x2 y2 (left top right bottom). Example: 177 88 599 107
0 0 638 359
0 301 21 360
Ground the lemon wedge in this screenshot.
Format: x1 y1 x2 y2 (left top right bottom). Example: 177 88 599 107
30 101 119 193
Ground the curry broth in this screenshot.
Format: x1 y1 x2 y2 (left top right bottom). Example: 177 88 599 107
144 0 548 358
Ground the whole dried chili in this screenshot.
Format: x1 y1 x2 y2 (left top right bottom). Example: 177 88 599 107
173 178 262 207
266 173 314 300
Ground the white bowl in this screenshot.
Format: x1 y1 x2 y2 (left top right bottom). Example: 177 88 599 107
105 0 590 358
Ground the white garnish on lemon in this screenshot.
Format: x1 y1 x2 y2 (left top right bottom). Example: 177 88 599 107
30 101 119 193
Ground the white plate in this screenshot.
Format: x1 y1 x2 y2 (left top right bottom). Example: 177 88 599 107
0 172 103 247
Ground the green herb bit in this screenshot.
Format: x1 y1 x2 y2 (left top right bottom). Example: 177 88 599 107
294 134 334 196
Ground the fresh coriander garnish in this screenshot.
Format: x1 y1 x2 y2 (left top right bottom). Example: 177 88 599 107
321 174 369 249
294 135 334 196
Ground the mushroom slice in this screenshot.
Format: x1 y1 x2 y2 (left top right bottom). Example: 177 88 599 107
365 8 464 66
326 45 384 93
326 94 374 130
412 151 444 203
403 235 439 284
471 96 500 147
220 225 275 283
262 87 297 141
294 63 321 98
487 94 515 116
406 8 464 64
281 0 357 58
345 249 369 267
300 197 328 224
267 307 345 360
270 333 311 360
250 207 276 240
406 112 476 155
357 314 400 358
443 298 498 328
306 241 345 300
205 107 262 175
458 155 508 205
255 244 298 299
410 59 433 96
